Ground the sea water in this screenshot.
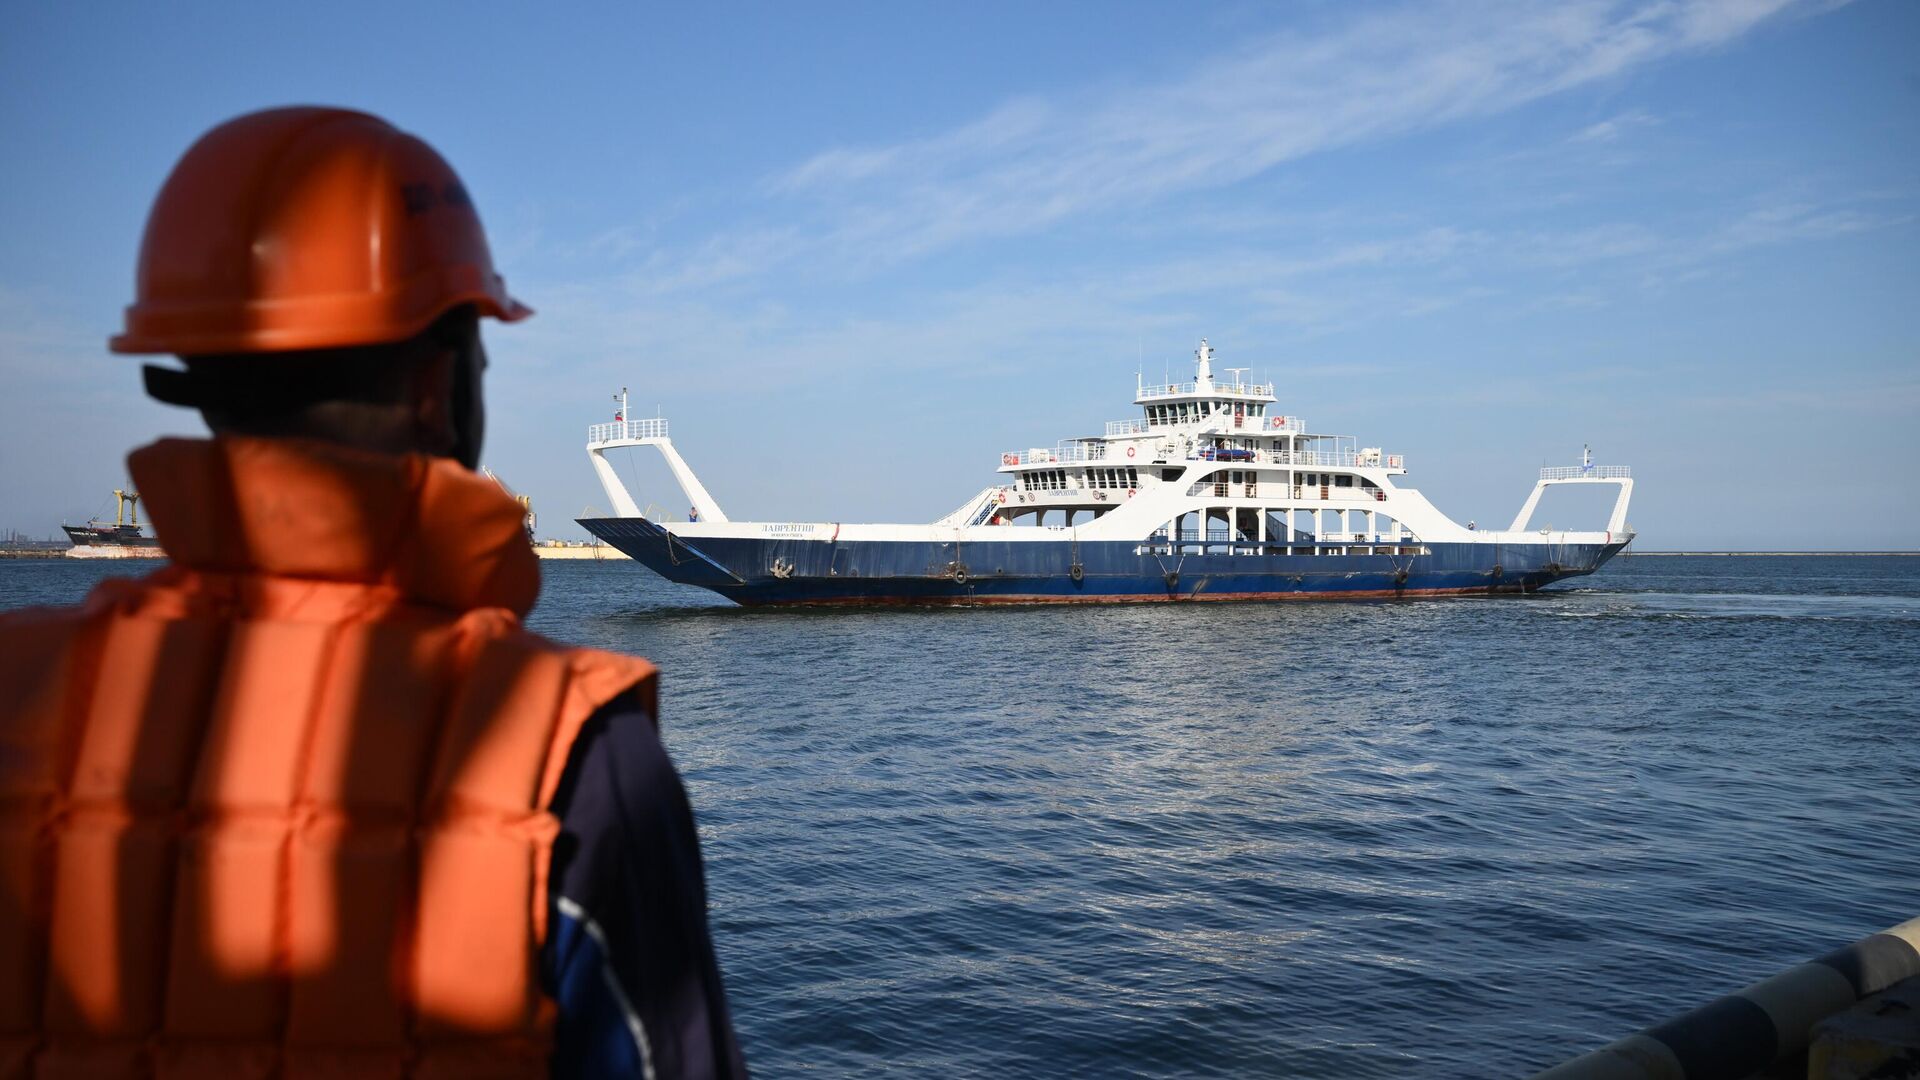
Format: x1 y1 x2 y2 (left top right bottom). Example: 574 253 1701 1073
5 555 1916 1077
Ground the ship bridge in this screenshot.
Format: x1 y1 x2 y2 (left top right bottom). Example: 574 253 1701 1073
1131 339 1280 435
997 338 1389 480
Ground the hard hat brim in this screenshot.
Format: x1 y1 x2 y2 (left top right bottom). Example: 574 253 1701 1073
111 270 531 355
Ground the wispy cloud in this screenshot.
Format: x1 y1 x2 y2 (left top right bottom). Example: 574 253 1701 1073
736 0 1817 280
509 187 1909 409
1570 108 1663 143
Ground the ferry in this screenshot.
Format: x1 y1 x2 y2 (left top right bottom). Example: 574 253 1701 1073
577 341 1634 605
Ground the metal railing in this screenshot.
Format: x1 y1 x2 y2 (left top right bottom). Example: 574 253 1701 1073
1138 541 1428 556
587 418 669 444
1136 381 1274 400
1003 442 1110 466
1177 449 1403 469
1540 465 1630 480
1276 450 1402 469
1108 414 1303 435
1000 440 1406 471
1186 478 1389 501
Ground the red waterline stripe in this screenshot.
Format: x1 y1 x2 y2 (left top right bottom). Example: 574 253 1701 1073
748 584 1532 607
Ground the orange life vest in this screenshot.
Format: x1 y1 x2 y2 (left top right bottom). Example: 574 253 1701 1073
0 437 656 1079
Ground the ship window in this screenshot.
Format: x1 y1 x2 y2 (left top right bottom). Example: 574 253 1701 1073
1161 467 1184 482
1335 475 1352 488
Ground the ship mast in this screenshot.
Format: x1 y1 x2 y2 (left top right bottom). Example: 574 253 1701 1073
1195 338 1216 392
113 489 139 528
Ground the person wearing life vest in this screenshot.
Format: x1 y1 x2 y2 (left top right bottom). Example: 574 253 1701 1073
0 107 745 1078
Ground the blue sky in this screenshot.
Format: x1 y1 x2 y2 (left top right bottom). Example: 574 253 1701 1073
2 1 1915 549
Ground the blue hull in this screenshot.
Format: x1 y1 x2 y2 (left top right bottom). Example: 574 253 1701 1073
577 517 1627 606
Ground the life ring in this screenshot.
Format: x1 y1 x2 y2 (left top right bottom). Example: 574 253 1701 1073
1002 453 1019 466
1126 446 1136 459
1069 564 1084 583
1127 489 1136 498
995 492 1006 504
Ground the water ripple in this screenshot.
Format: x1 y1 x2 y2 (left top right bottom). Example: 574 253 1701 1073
7 554 1916 1077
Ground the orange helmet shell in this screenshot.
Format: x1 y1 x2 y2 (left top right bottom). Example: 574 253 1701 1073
111 107 531 355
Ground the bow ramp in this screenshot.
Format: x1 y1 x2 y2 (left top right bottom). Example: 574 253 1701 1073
1508 445 1634 537
585 389 729 524
577 515 743 588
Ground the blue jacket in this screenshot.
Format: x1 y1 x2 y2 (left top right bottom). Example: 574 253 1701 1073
543 690 748 1078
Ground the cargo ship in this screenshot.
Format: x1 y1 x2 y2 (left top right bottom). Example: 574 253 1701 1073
578 341 1634 605
61 489 163 559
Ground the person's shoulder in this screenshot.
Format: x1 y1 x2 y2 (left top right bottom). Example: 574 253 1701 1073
0 600 88 634
0 600 102 712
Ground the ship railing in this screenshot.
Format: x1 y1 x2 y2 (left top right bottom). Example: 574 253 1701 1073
1189 479 1262 498
1139 540 1429 557
1185 479 1391 502
587 418 669 444
1262 450 1404 469
1174 449 1403 469
1114 415 1303 435
1002 443 1109 466
1540 464 1630 480
1136 381 1274 400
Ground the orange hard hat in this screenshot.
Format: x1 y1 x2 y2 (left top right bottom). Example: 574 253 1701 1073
110 106 530 355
